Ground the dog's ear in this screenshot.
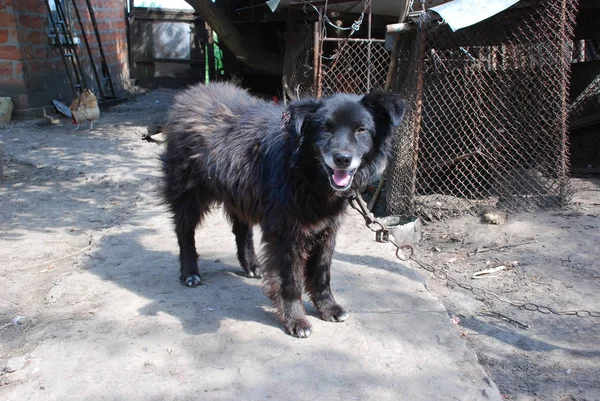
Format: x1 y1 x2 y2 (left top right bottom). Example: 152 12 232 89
361 91 406 127
285 98 320 168
285 98 321 139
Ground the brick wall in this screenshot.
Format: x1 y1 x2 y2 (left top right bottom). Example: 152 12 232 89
0 0 129 116
0 0 28 110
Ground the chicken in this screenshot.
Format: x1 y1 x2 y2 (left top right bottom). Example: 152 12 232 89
70 88 99 130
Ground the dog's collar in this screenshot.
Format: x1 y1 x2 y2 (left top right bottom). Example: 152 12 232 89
282 111 291 127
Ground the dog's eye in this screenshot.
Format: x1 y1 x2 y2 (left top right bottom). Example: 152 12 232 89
356 127 368 134
324 121 334 132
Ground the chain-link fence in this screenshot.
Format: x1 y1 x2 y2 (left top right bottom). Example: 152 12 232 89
319 38 389 96
282 27 389 99
283 0 585 219
282 22 315 101
386 0 578 219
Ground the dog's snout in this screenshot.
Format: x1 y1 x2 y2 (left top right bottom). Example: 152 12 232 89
333 152 353 169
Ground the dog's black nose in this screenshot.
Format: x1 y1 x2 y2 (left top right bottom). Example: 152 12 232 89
333 153 353 169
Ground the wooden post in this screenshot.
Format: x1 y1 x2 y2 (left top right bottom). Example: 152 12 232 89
366 1 372 92
313 15 323 98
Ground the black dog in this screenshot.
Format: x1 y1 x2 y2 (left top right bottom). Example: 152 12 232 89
161 82 404 337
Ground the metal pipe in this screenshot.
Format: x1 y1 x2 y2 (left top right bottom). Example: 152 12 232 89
322 37 385 43
85 0 117 98
126 0 134 79
313 19 320 96
54 0 88 89
314 11 324 99
71 0 105 98
409 24 428 215
44 0 77 96
366 0 372 92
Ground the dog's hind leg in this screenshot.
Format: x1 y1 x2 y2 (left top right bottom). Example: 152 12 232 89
230 216 263 279
173 192 208 287
305 227 348 323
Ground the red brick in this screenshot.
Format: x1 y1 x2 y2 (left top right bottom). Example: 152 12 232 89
29 30 47 45
95 10 108 21
18 15 30 28
99 32 113 43
30 2 46 14
15 93 29 109
13 60 23 76
0 78 25 92
97 21 111 31
103 42 117 53
34 46 47 59
0 45 21 60
75 0 90 9
100 9 121 21
0 29 7 43
0 11 17 28
20 43 34 59
29 16 46 30
16 29 34 46
105 31 119 42
0 61 13 77
29 59 54 75
7 27 17 43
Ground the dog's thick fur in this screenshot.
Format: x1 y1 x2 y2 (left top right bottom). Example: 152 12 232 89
161 82 405 337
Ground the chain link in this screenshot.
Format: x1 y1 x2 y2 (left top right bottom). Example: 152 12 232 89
348 192 600 319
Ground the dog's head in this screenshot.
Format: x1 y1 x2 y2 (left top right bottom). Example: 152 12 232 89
286 91 405 191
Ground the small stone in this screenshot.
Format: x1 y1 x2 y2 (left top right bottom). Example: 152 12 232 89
6 356 26 373
482 209 508 225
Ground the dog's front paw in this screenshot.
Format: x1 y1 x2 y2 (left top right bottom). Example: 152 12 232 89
319 304 348 322
284 317 312 338
251 265 264 279
180 274 203 287
246 264 264 279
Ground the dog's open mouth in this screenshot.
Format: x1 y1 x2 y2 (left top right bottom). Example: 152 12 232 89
324 165 356 191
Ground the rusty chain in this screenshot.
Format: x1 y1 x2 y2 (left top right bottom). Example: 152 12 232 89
348 192 600 319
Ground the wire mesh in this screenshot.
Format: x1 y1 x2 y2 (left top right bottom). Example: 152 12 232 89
386 0 578 219
282 22 315 100
320 39 390 96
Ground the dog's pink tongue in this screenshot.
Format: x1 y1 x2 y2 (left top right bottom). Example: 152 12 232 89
333 169 351 187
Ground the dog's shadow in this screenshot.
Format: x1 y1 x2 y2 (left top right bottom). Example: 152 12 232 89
83 225 283 336
83 218 423 336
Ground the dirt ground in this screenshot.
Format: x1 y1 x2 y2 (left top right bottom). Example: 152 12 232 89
0 88 599 401
417 177 600 401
